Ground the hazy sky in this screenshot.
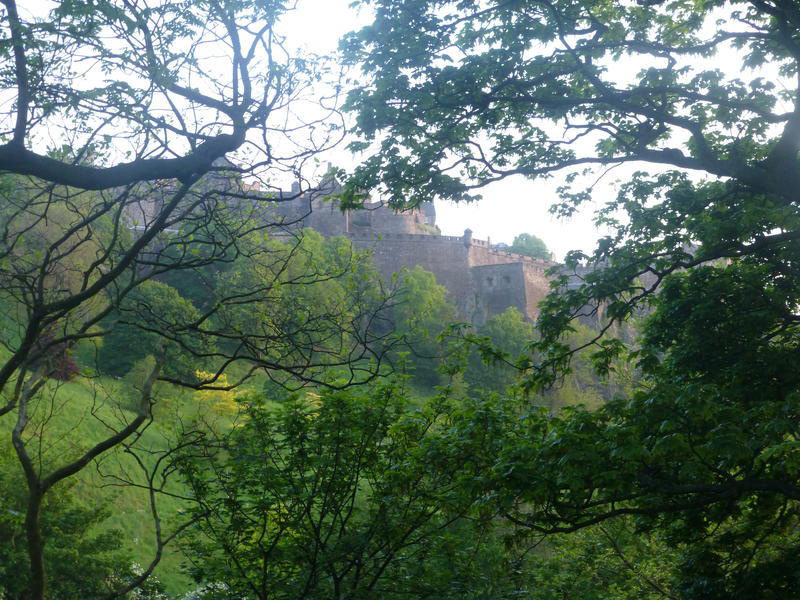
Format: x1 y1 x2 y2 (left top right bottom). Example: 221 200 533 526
280 1 749 260
277 1 617 260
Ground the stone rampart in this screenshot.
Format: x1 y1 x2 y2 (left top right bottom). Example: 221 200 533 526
127 171 555 325
468 242 550 271
347 232 474 309
347 231 555 324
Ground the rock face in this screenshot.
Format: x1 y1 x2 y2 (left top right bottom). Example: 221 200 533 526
273 183 554 325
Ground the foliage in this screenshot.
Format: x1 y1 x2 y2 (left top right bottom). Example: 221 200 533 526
524 522 680 600
391 265 458 385
0 436 134 600
464 307 532 395
459 313 617 406
344 0 800 595
543 322 629 411
0 1 380 597
177 378 522 599
510 233 550 261
98 280 210 380
192 371 240 415
342 0 800 210
29 332 80 382
204 229 394 388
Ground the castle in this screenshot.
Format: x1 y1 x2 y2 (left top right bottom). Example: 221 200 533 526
271 181 554 325
126 171 555 325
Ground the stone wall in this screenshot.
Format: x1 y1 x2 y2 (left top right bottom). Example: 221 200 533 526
471 263 528 324
467 238 550 270
347 230 555 324
273 192 435 237
522 261 552 319
125 173 555 326
347 232 474 304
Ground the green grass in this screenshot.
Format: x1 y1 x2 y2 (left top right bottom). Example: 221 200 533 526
1 373 205 595
0 331 442 596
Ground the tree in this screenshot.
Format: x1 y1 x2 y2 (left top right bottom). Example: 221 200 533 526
176 378 518 599
521 521 680 600
97 280 210 380
197 228 395 389
0 434 147 600
342 0 800 209
510 233 550 261
343 0 800 595
0 0 338 189
391 266 457 386
0 2 390 598
465 307 532 394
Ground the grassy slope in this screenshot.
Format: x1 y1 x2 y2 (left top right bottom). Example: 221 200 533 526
0 369 200 595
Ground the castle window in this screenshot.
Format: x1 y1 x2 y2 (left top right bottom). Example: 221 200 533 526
503 275 511 284
486 276 494 287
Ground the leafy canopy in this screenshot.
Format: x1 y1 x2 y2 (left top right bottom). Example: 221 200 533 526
343 1 800 596
177 378 521 599
343 0 799 209
510 233 551 261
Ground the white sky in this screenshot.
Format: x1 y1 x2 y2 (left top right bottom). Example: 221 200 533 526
279 0 617 260
280 1 778 262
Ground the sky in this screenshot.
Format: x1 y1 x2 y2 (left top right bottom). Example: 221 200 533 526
20 0 746 261
278 0 620 261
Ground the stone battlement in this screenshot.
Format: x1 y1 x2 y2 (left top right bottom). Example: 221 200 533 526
346 231 463 243
346 230 552 264
126 170 556 324
346 228 554 323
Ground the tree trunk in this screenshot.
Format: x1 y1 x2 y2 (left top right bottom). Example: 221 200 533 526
24 485 45 600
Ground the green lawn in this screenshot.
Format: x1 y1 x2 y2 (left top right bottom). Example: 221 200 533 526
1 371 205 595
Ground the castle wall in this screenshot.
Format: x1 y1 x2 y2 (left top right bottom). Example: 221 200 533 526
348 232 472 292
471 263 528 324
347 231 554 324
264 183 553 326
347 202 436 235
522 261 551 319
349 203 418 234
278 195 435 237
306 199 350 237
127 172 553 327
467 239 550 271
